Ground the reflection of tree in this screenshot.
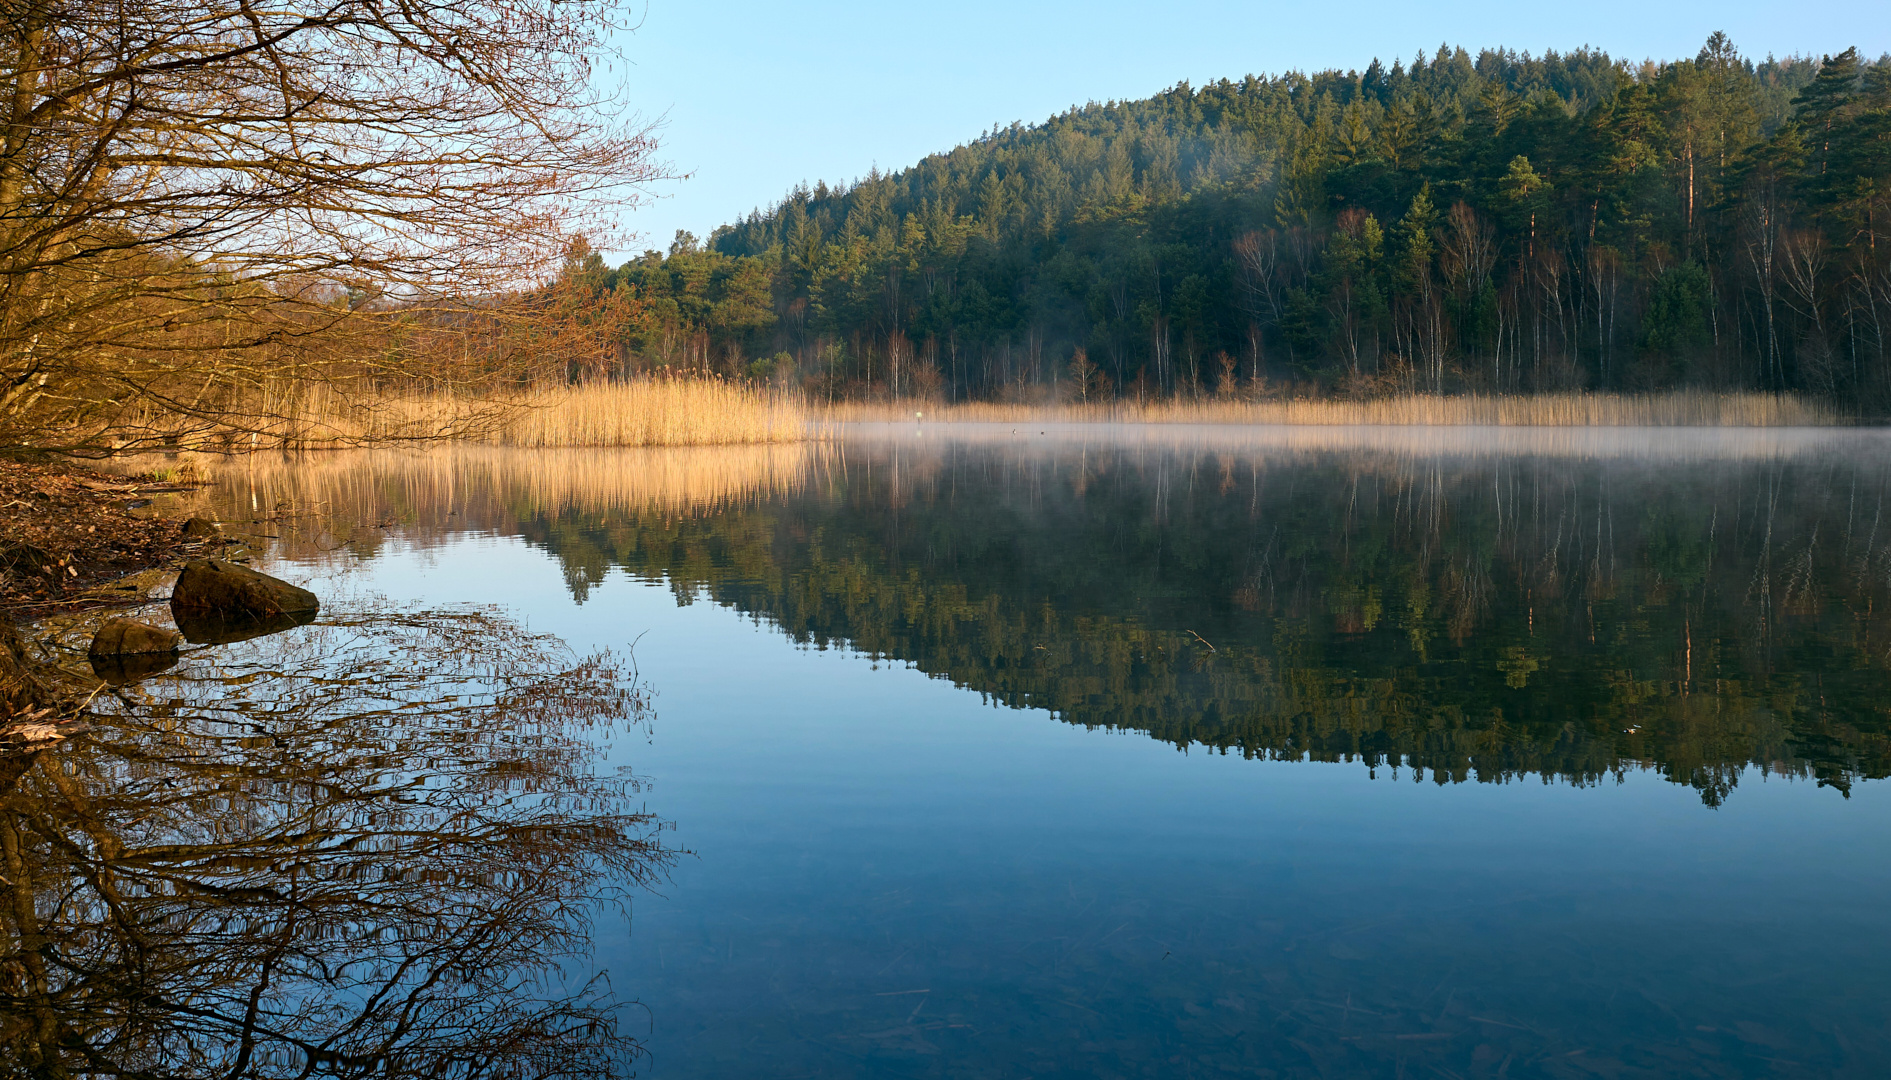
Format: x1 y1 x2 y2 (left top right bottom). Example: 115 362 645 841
0 608 671 1078
504 445 1891 804
167 444 1891 804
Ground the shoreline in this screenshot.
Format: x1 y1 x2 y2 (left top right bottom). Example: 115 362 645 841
829 420 1890 459
818 390 1839 429
2 455 209 751
83 388 1846 457
0 456 201 624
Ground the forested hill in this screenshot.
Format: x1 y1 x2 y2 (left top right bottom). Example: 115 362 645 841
578 37 1891 403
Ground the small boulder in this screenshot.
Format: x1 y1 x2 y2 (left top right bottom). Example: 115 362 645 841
171 559 319 621
181 517 221 539
88 619 182 685
89 618 182 659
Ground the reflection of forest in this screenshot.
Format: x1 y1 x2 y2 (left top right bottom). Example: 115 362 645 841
512 442 1891 805
1 609 670 1077
190 441 1891 805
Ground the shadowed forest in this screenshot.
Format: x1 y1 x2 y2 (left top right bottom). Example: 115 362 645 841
578 36 1891 407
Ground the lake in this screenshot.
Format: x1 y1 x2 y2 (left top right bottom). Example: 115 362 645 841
16 424 1891 1078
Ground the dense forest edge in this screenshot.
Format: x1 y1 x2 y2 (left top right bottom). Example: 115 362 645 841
9 25 1890 453
570 35 1891 411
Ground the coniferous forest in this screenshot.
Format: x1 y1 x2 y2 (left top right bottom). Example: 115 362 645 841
572 36 1891 405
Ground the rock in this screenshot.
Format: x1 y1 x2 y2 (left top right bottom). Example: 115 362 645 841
171 559 319 621
88 619 183 684
169 560 319 645
88 618 182 658
181 516 221 538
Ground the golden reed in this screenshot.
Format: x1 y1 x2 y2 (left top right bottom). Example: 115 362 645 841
108 385 1833 456
495 381 811 447
113 378 814 450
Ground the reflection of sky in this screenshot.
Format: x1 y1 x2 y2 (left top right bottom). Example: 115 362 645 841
311 533 1891 1075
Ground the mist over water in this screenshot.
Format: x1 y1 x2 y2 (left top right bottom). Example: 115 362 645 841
27 426 1891 1077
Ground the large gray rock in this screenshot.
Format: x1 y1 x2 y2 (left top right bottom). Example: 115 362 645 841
171 560 319 620
88 618 181 658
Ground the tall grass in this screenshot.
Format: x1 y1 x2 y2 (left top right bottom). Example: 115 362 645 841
110 378 815 450
829 391 1837 427
496 381 811 446
101 386 1836 456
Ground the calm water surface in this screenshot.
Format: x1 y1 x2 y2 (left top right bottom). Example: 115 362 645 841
21 425 1891 1078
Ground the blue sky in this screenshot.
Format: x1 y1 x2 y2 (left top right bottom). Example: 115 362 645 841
603 0 1888 260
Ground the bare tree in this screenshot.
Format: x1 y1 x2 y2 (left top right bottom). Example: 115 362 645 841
1742 186 1786 389
1232 232 1285 333
0 0 667 448
1780 228 1830 342
1586 245 1623 386
2 606 673 1077
1439 202 1497 382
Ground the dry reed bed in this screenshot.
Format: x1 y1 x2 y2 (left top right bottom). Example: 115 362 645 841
107 387 1831 455
495 381 811 447
114 379 814 450
829 391 1836 427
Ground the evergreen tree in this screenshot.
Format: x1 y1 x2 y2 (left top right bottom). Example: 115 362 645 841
592 36 1891 404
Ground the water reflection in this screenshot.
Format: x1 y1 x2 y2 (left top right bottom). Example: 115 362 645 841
1 606 671 1077
171 605 321 646
204 432 1891 806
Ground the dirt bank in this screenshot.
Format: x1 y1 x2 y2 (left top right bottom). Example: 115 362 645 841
2 456 208 750
0 455 200 622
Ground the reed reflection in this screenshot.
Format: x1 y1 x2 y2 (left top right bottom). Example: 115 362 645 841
0 607 671 1078
187 435 1891 806
519 439 1891 805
